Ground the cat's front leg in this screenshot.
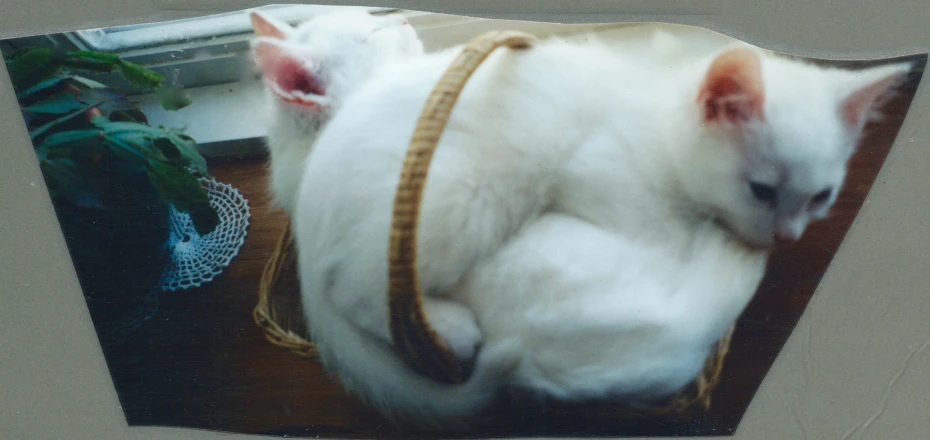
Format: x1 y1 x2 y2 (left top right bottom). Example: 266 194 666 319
325 261 483 362
338 293 483 362
420 296 483 361
336 295 483 362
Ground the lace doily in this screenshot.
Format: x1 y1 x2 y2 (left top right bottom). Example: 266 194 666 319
159 175 250 291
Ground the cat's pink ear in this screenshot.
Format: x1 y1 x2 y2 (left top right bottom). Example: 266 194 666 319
698 47 765 125
252 40 327 109
250 11 291 40
840 62 911 132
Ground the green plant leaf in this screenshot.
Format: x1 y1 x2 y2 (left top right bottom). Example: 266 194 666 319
67 51 120 63
101 122 206 173
146 161 218 235
6 48 57 90
152 136 199 172
103 134 151 166
40 147 75 160
62 52 164 92
95 120 170 144
108 111 138 122
156 84 192 111
38 129 102 149
62 51 121 72
23 93 87 114
39 157 102 208
6 47 50 77
96 120 193 167
108 109 148 124
95 119 166 136
110 130 170 162
165 131 206 174
5 46 37 61
153 137 182 163
70 76 107 89
116 61 164 91
89 114 112 127
126 109 149 124
15 75 72 100
49 138 108 165
29 101 105 140
78 88 133 113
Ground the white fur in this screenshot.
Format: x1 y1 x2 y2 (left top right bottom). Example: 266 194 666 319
253 9 424 216
291 26 912 426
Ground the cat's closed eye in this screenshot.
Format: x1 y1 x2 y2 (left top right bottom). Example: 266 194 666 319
810 188 832 206
361 27 383 41
748 181 777 206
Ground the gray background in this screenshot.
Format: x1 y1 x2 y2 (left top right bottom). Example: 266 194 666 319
2 1 928 439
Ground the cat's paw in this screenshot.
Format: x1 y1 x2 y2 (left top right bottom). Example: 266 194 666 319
421 297 483 361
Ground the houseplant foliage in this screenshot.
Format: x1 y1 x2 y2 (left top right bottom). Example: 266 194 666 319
6 46 217 345
7 47 217 234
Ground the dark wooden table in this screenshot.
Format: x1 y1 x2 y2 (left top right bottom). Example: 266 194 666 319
95 55 924 439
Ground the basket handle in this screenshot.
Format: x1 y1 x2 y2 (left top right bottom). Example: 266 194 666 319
388 30 538 385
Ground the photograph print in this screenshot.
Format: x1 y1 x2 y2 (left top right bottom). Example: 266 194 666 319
2 3 925 438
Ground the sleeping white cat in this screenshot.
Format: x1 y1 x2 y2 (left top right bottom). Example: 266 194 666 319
292 25 912 426
250 8 423 216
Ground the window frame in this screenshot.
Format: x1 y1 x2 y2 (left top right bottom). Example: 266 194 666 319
71 5 398 53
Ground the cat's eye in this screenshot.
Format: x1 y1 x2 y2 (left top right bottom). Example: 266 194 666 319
749 182 777 205
811 188 833 205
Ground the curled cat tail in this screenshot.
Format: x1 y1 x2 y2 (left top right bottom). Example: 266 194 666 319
304 281 521 429
362 340 521 430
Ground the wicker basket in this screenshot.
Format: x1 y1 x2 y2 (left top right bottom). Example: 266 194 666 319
253 29 735 416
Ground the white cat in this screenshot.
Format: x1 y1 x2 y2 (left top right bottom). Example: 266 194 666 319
250 8 424 216
292 26 912 426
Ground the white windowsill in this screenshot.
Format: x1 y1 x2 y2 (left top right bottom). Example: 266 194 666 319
137 79 269 158
75 5 396 52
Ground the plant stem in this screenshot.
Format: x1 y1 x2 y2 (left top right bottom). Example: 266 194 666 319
29 101 105 140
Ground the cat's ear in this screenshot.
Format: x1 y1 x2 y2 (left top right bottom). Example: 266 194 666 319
249 11 292 40
252 39 329 109
698 47 765 126
839 62 912 134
